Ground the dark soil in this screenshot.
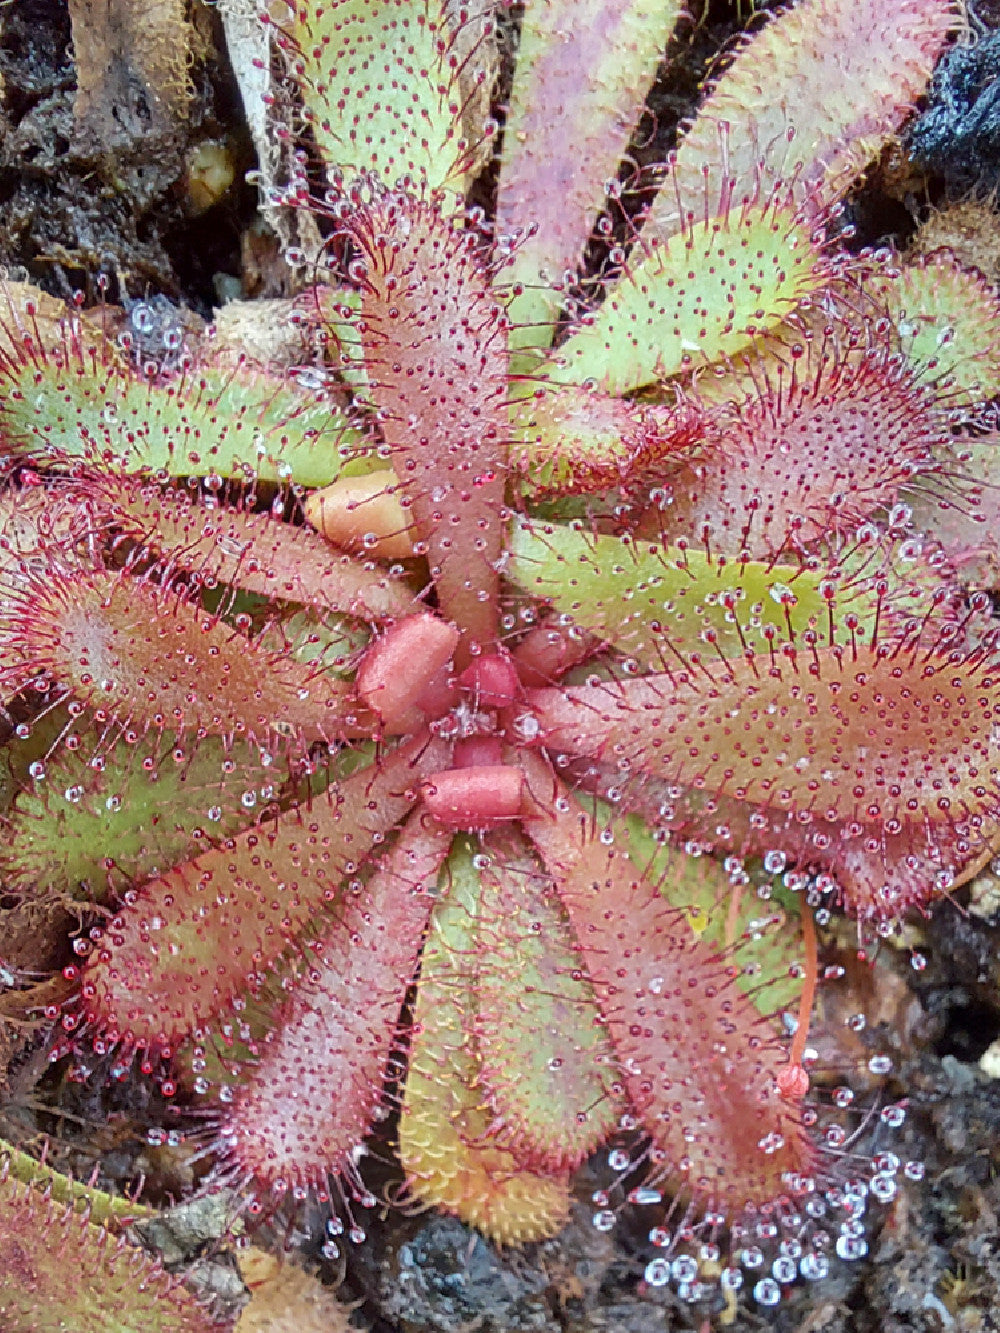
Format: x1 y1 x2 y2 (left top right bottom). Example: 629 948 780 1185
0 0 254 309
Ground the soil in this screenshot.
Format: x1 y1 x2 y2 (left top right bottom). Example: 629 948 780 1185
3 2 1000 1331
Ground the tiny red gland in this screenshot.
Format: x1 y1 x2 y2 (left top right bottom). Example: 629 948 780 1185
777 1064 811 1102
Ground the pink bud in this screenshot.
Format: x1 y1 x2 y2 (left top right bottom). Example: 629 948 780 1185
458 653 520 706
422 765 524 829
357 614 460 731
453 736 504 769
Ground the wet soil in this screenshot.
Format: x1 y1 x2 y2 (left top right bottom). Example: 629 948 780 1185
0 0 255 308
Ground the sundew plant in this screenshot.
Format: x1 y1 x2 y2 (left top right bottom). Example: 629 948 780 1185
2 0 1000 1325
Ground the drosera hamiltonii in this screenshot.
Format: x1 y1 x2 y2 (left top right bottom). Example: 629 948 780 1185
0 1149 224 1333
0 0 994 1321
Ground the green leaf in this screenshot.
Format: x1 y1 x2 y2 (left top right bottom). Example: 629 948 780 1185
399 838 572 1242
474 829 624 1169
508 515 871 666
288 0 485 194
547 200 829 393
1 734 282 902
0 348 362 486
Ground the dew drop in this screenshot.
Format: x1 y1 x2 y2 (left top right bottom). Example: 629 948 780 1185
835 1234 868 1261
800 1252 829 1281
753 1277 781 1305
644 1258 670 1286
771 1256 797 1284
629 1186 662 1206
870 1173 897 1203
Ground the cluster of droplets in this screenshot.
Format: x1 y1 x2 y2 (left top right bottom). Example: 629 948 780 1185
627 1105 924 1308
